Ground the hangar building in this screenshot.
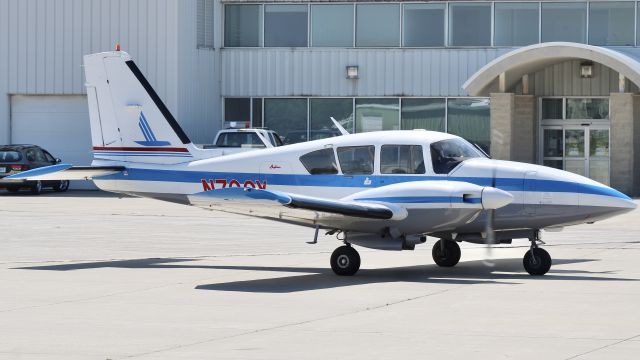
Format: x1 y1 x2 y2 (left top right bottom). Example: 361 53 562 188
1 0 640 195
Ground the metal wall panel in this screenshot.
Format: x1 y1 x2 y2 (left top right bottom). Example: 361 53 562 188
220 48 510 97
530 60 621 97
0 0 218 144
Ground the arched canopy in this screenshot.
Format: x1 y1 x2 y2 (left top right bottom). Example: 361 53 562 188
463 42 640 96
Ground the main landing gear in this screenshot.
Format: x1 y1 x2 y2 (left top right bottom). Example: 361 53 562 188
432 240 461 267
330 244 361 276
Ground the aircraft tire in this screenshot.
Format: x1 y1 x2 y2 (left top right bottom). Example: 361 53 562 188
30 181 42 195
432 240 461 267
330 245 360 276
6 186 20 193
523 248 551 276
53 180 70 192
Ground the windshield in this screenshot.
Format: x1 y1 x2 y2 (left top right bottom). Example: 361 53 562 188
215 132 266 148
0 151 22 162
430 138 486 174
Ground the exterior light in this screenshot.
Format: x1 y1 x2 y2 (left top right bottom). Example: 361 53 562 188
346 65 359 79
580 61 593 78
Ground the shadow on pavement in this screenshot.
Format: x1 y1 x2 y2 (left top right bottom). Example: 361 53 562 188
14 257 638 293
0 190 129 198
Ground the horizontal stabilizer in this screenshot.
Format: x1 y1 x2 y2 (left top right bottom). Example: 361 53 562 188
5 164 125 181
189 187 405 220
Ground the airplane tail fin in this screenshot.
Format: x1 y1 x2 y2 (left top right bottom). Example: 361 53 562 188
83 51 194 164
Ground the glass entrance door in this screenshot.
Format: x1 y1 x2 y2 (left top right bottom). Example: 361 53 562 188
541 125 610 185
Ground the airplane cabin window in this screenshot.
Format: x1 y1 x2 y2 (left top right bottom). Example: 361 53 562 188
299 148 339 175
380 145 425 174
337 146 375 175
430 138 485 174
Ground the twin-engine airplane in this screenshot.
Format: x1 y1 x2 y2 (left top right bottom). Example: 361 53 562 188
8 51 636 276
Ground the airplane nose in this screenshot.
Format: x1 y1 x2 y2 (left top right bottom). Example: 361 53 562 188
481 187 513 210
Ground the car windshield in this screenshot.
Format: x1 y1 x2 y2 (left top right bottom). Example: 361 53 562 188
0 151 22 162
216 132 266 148
430 138 486 174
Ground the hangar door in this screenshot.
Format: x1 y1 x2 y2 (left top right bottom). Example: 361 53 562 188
10 95 95 190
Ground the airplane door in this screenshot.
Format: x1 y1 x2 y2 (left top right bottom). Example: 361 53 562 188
524 171 539 215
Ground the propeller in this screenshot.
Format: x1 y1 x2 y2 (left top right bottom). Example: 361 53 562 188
482 165 498 267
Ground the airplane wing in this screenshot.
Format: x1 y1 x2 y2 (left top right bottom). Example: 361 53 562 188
188 187 408 225
4 164 126 181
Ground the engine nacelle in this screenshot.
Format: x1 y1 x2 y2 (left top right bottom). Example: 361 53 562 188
347 232 426 251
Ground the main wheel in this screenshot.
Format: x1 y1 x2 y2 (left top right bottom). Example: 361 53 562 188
6 186 19 193
30 181 42 195
53 180 70 192
330 245 361 276
523 248 552 276
432 240 461 267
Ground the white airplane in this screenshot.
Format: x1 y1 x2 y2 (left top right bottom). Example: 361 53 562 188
8 51 636 276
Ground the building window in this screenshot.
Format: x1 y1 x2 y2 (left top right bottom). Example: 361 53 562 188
311 4 354 47
446 98 491 154
355 98 400 133
356 4 400 47
448 2 492 46
589 2 635 46
310 98 353 140
566 98 609 119
224 4 262 47
337 146 375 175
264 5 308 47
401 98 445 132
380 145 425 174
264 98 308 144
494 2 539 46
224 98 251 127
403 4 445 47
541 2 587 43
252 99 263 127
541 98 564 120
197 0 215 49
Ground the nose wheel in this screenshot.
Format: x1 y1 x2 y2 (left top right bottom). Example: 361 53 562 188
523 235 551 275
330 245 360 276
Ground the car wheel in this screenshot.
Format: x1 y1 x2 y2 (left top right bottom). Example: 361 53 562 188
53 180 70 192
30 180 42 195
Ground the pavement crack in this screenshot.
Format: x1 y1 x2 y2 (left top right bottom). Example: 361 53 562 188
123 285 465 359
564 333 640 359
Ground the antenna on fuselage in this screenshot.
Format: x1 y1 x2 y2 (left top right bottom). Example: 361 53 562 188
330 117 350 136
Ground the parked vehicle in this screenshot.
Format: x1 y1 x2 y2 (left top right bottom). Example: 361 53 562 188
199 127 283 154
0 145 70 194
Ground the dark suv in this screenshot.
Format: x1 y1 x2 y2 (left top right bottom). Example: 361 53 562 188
0 145 70 194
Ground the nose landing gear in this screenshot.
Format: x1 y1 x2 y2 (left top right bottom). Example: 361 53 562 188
523 233 551 276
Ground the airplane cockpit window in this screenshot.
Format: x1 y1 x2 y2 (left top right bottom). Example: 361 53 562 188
380 145 425 174
430 138 486 174
299 148 339 175
337 146 375 175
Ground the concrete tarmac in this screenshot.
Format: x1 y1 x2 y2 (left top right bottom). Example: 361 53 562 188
0 191 639 359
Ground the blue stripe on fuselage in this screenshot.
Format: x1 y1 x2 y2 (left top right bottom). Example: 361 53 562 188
96 168 631 201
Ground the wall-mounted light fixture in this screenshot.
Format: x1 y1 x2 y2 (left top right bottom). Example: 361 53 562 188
580 61 593 78
346 65 359 79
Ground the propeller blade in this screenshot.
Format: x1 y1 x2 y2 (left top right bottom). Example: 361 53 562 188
482 165 499 267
